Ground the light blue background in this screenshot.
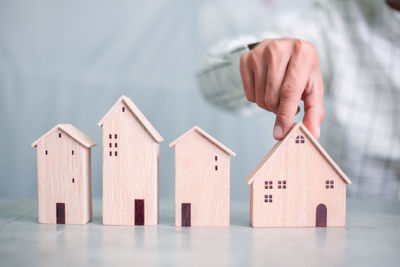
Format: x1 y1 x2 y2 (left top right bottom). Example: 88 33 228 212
0 0 312 200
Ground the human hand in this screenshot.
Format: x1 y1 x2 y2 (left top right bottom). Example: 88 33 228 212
240 38 325 140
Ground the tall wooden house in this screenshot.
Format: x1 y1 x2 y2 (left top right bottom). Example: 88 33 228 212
246 122 351 227
170 126 236 227
31 124 96 224
98 95 164 225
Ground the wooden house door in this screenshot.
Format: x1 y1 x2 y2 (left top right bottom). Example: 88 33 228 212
181 203 191 227
135 199 145 225
316 204 327 227
56 203 65 224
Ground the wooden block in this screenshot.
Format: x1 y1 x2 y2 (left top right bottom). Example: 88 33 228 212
170 126 236 227
98 95 163 226
31 124 96 224
245 122 351 227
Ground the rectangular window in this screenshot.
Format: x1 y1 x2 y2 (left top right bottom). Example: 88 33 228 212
215 155 218 161
114 134 117 139
109 143 112 148
115 151 118 156
45 150 48 155
122 107 125 112
115 143 118 148
278 180 287 189
109 134 112 139
72 178 75 183
109 151 112 157
265 181 273 189
72 150 74 155
59 133 61 138
215 165 218 171
325 180 334 189
264 195 273 203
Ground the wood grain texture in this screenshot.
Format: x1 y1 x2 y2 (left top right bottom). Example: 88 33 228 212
32 125 95 224
247 122 350 227
170 127 235 227
100 97 163 225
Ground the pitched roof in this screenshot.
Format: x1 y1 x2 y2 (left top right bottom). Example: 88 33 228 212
245 122 351 185
98 95 164 143
169 126 236 156
31 124 96 148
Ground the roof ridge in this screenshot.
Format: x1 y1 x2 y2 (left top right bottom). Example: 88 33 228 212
169 126 236 156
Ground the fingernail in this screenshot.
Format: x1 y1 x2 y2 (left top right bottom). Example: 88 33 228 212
273 125 283 139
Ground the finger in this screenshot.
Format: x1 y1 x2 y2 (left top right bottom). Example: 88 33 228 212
274 42 313 140
264 40 291 113
302 71 325 139
249 47 267 109
240 53 255 102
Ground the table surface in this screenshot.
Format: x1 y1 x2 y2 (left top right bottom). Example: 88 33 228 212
0 197 399 267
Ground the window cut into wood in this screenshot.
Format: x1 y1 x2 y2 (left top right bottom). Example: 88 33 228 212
109 143 112 148
72 178 75 183
114 134 117 139
278 180 287 189
215 155 218 161
295 135 305 144
109 151 112 157
215 165 218 171
264 195 273 203
45 150 48 155
59 133 61 138
115 143 117 148
109 134 112 139
122 106 125 112
72 150 74 155
325 180 334 189
115 151 118 156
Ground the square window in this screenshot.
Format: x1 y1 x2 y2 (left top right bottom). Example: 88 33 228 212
330 185 334 189
301 140 305 144
326 185 329 189
269 199 273 203
269 186 272 189
295 140 299 144
278 181 281 184
265 185 268 189
278 186 281 189
283 185 286 189
269 181 272 185
326 180 329 184
330 180 334 184
283 181 286 185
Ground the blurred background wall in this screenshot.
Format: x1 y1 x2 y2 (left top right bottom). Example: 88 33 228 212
0 0 312 201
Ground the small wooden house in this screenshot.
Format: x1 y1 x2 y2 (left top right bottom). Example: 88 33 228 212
170 126 236 227
31 124 96 224
246 122 351 227
98 95 164 225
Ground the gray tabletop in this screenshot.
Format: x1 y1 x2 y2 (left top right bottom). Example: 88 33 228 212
0 197 399 267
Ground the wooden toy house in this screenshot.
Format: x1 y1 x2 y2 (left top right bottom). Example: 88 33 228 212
246 122 351 227
31 124 96 224
98 95 164 225
170 126 236 227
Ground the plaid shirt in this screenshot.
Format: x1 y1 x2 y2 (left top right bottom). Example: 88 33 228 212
197 0 400 198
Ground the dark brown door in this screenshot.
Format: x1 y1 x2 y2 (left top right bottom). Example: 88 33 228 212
56 203 65 224
181 203 191 227
135 199 145 225
316 204 327 227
